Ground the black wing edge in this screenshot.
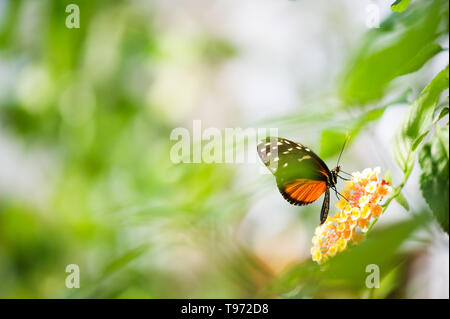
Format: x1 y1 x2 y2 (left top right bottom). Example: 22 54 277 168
277 185 313 206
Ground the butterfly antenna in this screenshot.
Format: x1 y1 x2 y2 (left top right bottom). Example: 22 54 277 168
336 134 350 167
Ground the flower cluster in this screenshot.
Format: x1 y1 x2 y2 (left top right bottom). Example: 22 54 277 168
311 167 392 264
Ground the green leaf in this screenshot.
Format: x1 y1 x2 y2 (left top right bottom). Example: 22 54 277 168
322 214 428 289
399 43 443 75
372 265 403 299
393 66 449 174
391 0 412 12
395 191 410 211
436 107 449 122
340 0 448 105
411 130 430 151
419 126 449 233
411 106 449 151
355 107 386 126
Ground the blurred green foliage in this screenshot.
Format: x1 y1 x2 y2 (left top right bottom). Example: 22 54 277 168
0 0 448 299
0 0 244 298
339 0 448 105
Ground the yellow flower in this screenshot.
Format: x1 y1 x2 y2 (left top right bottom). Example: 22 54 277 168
336 238 347 252
371 205 382 218
361 205 371 219
350 207 361 220
336 198 347 209
343 204 352 216
365 181 377 194
334 210 347 223
328 245 338 257
359 195 370 207
351 172 362 183
347 218 357 230
352 232 365 244
311 167 392 264
342 227 353 240
311 248 322 263
361 168 373 179
358 218 370 232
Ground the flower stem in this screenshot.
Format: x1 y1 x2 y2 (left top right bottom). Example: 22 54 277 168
366 170 411 234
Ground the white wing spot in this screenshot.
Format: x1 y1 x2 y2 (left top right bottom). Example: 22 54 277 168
273 157 279 162
288 148 293 151
305 148 310 152
296 146 302 150
282 151 289 154
283 163 288 168
298 155 311 163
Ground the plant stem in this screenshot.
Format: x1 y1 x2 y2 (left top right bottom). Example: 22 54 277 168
366 170 411 234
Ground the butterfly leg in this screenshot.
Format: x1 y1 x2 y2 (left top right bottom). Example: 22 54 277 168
334 188 340 200
332 186 351 203
320 188 330 224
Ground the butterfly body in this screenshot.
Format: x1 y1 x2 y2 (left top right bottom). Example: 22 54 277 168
257 137 342 224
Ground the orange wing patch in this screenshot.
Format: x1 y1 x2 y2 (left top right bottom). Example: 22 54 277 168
280 179 327 206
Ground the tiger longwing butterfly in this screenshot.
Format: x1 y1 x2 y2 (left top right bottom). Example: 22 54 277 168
257 137 348 224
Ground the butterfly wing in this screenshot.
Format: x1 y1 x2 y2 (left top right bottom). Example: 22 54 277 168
257 137 331 206
281 179 327 206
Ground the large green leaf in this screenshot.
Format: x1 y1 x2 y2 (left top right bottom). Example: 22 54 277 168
321 213 429 290
340 0 448 105
399 43 443 75
393 66 449 175
419 126 449 233
268 214 428 296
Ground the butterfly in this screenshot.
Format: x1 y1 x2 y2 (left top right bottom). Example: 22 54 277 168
257 137 350 224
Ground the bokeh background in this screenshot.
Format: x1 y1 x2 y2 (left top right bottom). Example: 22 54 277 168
0 0 448 298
